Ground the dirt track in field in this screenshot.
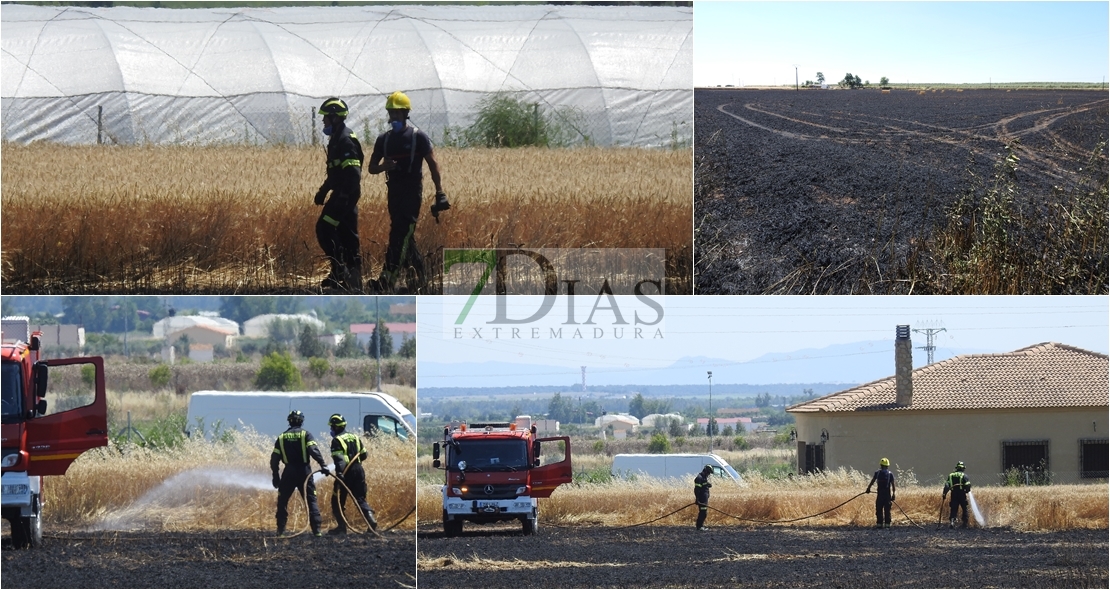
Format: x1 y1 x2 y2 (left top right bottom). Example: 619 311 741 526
1 530 415 588
416 522 1107 588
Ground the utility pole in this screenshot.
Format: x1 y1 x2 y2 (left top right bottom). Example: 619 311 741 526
374 296 382 392
913 327 947 365
794 64 799 91
581 366 587 391
707 371 713 452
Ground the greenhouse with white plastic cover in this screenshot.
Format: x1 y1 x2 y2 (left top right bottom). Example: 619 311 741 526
1 4 692 147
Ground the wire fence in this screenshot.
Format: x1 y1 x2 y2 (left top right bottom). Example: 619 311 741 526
2 97 692 150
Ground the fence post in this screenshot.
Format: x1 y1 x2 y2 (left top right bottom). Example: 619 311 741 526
312 106 317 146
97 105 103 144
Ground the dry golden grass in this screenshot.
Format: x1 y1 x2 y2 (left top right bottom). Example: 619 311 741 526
418 467 1108 532
1 144 691 293
47 430 415 533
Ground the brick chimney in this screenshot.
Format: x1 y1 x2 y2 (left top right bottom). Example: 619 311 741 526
895 325 913 406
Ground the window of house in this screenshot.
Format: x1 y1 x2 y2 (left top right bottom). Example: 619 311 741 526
1079 439 1108 479
1001 439 1050 484
797 441 825 474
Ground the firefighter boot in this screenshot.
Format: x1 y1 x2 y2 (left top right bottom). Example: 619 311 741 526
341 263 363 294
950 518 956 529
322 260 343 292
328 524 348 535
364 508 378 531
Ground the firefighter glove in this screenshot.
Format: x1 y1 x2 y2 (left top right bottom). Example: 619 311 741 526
430 191 451 223
314 188 328 206
320 466 331 476
891 493 895 502
272 475 280 489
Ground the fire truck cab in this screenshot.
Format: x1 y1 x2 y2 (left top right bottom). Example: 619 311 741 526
433 421 571 537
2 317 108 548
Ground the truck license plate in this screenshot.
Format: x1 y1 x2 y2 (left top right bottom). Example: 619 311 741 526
477 501 499 513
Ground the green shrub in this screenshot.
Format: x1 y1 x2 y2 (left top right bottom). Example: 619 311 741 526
147 364 172 389
81 364 96 388
592 440 605 453
307 357 329 379
733 435 751 451
647 432 672 453
254 351 302 391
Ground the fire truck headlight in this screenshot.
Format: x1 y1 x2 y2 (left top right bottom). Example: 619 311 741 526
515 486 527 495
1 451 19 468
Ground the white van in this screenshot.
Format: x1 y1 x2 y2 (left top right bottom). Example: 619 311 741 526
185 391 415 441
611 453 742 483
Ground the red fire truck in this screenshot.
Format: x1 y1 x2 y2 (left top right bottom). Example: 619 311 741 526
2 317 108 548
433 421 571 536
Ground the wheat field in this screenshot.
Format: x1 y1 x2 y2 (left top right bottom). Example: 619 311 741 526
1 144 692 293
416 468 1108 532
44 431 416 534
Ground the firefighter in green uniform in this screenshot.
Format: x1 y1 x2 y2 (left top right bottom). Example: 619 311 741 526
327 413 378 534
942 461 972 529
694 464 712 531
271 410 330 536
314 97 365 293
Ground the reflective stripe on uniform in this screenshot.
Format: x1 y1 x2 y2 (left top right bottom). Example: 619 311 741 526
322 215 340 227
328 158 361 169
277 430 309 464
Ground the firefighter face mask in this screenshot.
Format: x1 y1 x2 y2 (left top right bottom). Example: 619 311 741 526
391 119 405 133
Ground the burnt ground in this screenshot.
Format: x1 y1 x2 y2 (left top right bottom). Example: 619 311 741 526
694 88 1109 294
417 522 1108 588
1 530 415 588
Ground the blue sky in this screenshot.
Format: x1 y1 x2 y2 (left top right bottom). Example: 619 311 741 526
695 2 1110 86
418 295 1109 379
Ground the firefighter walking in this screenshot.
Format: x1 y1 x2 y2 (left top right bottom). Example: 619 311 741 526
694 464 713 531
865 457 896 528
942 461 972 529
271 410 330 536
327 413 378 534
367 91 449 293
314 97 365 293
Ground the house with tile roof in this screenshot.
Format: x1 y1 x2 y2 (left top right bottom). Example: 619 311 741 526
787 326 1108 486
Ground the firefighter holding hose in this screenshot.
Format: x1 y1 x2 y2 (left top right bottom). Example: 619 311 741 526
271 410 330 537
694 464 713 531
942 461 972 529
327 413 378 534
367 91 449 293
314 97 365 293
865 457 896 528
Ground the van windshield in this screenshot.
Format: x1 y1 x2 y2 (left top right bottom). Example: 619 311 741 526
1 361 23 424
447 439 529 472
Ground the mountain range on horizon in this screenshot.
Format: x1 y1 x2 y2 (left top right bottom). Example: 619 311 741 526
420 339 998 389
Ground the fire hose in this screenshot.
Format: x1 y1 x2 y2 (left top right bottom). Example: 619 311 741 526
283 467 414 539
614 491 940 532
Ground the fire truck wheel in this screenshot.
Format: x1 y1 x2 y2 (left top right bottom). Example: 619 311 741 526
29 494 43 548
521 514 537 535
443 511 462 538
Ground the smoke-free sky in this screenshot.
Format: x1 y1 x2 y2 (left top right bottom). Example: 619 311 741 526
418 295 1109 374
695 2 1110 87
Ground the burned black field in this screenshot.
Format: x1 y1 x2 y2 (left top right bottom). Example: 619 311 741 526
694 88 1109 294
0 530 415 588
416 523 1108 589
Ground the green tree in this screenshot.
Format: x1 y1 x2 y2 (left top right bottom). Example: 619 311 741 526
334 332 362 358
297 324 326 358
368 321 393 358
816 71 825 85
255 351 303 391
547 393 575 423
398 336 416 359
879 76 890 86
628 393 647 419
668 417 685 438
